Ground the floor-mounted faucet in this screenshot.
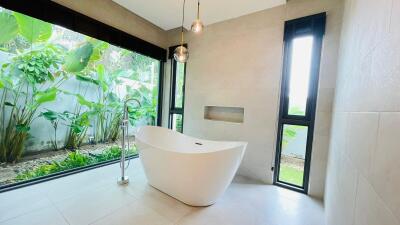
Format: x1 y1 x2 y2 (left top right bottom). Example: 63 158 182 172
118 98 141 185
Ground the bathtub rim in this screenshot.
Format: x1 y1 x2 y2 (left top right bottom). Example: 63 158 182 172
135 126 247 154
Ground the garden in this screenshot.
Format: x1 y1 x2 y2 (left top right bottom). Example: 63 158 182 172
0 7 160 187
279 124 307 187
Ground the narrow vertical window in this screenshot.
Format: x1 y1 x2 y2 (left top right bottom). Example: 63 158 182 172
274 13 326 193
168 45 187 132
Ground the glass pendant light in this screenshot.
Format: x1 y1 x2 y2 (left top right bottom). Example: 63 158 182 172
174 0 189 63
191 0 204 33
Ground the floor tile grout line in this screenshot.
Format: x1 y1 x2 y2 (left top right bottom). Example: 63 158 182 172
87 197 139 225
47 178 123 204
47 195 71 225
0 205 54 224
173 207 200 225
131 189 192 225
0 196 54 224
53 183 137 225
43 172 129 225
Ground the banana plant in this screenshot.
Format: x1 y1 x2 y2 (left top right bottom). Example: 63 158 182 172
0 42 65 162
64 110 90 149
40 109 68 150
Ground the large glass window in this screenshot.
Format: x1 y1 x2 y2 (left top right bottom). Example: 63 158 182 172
274 13 326 193
168 58 186 133
287 36 314 116
0 6 163 190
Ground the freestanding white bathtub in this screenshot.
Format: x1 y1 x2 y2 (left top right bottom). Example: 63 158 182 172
135 126 247 206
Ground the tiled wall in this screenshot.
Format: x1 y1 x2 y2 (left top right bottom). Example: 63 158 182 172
325 0 400 224
166 0 344 199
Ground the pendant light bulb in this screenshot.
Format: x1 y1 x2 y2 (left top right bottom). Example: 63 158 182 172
174 44 189 63
174 0 189 63
191 19 204 33
191 0 203 33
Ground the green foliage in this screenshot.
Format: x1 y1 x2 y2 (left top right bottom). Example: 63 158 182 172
94 146 122 162
175 62 185 108
40 109 68 150
16 45 62 84
65 111 90 149
279 164 304 186
61 151 93 169
14 12 52 43
15 163 62 180
15 151 93 181
0 7 159 163
175 115 183 132
0 12 18 44
64 42 94 72
34 87 58 104
126 85 158 126
75 74 99 85
288 106 305 116
88 38 109 62
15 146 138 181
0 45 64 162
282 125 303 147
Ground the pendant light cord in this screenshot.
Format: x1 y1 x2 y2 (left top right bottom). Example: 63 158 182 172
197 0 200 19
180 0 186 45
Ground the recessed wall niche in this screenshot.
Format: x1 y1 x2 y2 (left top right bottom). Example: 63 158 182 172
204 106 244 123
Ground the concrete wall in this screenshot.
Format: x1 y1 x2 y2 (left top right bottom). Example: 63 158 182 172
165 0 343 199
325 0 400 224
52 0 168 48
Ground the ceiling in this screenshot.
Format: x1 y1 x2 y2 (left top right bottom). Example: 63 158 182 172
112 0 286 30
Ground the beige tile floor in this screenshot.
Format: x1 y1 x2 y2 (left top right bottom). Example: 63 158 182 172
0 159 324 225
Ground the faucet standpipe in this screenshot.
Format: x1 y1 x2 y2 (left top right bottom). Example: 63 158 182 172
117 98 141 185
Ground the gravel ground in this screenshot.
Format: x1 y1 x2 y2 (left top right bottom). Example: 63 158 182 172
280 155 305 170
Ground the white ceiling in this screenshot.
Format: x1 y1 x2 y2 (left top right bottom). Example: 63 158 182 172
113 0 286 30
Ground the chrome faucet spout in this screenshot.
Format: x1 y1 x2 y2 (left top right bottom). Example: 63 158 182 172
123 98 141 121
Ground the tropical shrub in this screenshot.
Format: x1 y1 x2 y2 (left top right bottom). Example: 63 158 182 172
64 110 90 149
94 145 137 162
0 45 65 162
15 150 93 181
15 146 137 181
40 109 69 150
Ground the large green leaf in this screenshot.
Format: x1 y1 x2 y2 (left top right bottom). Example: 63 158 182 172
75 74 99 85
14 12 52 43
0 12 18 44
40 110 58 122
0 80 4 89
88 38 109 62
35 87 58 104
64 42 94 72
76 94 93 108
4 102 15 107
97 65 108 92
16 124 30 133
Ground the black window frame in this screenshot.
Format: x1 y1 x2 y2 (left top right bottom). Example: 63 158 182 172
273 13 326 194
0 0 166 192
167 45 187 132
